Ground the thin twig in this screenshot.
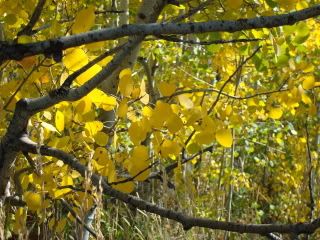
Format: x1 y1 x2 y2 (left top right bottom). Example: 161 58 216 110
17 0 46 36
208 46 261 113
155 35 264 45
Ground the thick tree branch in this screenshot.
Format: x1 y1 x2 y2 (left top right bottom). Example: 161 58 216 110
1 4 319 62
18 137 320 237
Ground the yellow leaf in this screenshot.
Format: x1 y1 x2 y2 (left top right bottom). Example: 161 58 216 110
85 121 104 136
126 146 150 181
118 68 133 97
72 6 95 34
23 191 42 211
76 64 102 85
119 68 132 79
52 188 70 199
88 89 117 111
150 101 173 128
131 87 141 99
216 129 233 148
167 113 183 134
158 82 176 96
112 180 135 193
195 130 215 145
93 147 110 165
117 99 128 118
55 110 65 132
94 131 109 146
97 55 113 67
301 92 312 105
160 140 181 158
269 107 283 120
61 175 73 186
225 0 243 10
178 94 194 109
142 106 153 117
129 121 147 145
302 75 315 90
63 48 88 71
74 99 92 115
129 146 149 169
278 0 298 10
140 80 149 104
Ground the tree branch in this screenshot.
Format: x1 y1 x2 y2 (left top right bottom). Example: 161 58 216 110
18 137 320 237
1 4 319 62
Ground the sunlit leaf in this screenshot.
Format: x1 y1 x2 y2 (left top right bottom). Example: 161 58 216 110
216 129 233 148
268 107 283 120
55 110 65 132
118 68 133 97
72 5 95 34
23 191 42 211
302 75 315 90
158 82 176 96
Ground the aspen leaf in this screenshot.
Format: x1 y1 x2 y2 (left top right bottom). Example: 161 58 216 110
216 129 233 148
187 142 201 154
118 68 133 97
269 107 283 120
178 94 194 109
88 89 117 110
93 147 110 165
85 121 104 136
63 48 88 71
302 75 315 90
129 121 147 145
76 64 102 85
72 6 95 34
195 130 215 145
117 99 128 118
301 92 312 105
129 146 149 169
94 132 109 146
55 110 65 132
74 99 92 115
52 189 70 199
112 179 135 193
225 0 243 10
167 113 183 134
127 146 150 181
158 82 176 96
150 101 173 128
131 87 140 99
160 140 181 158
24 191 42 211
142 106 153 117
140 80 149 104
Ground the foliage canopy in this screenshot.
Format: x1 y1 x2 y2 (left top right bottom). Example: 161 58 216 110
0 0 320 239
